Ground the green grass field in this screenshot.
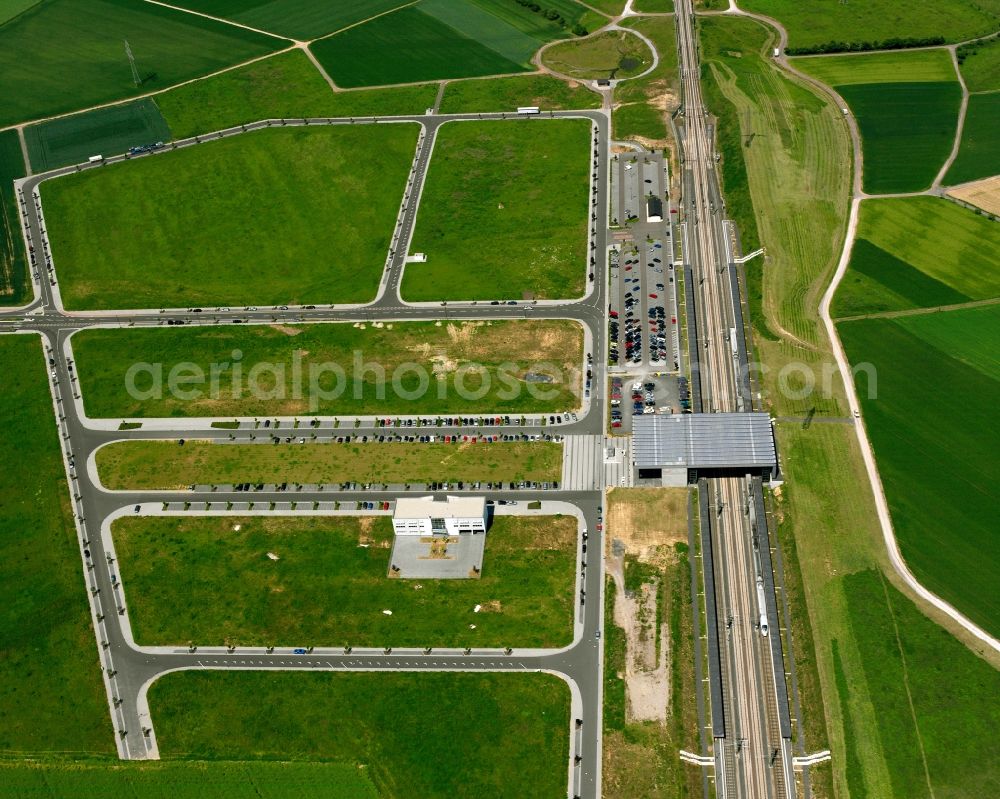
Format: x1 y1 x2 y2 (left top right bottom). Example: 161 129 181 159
0 0 283 128
469 0 603 36
43 125 417 310
631 0 672 10
541 29 653 80
614 16 679 143
112 514 577 648
957 33 1000 92
698 14 840 336
0 760 377 798
168 0 407 40
836 81 962 193
792 48 957 85
420 0 543 65
24 99 171 172
404 119 590 301
837 568 1000 797
440 74 601 113
742 0 1000 49
96 439 563 488
0 129 28 305
839 306 1000 637
156 50 438 138
0 0 38 24
0 336 111 755
150 670 569 798
833 197 1000 317
311 6 527 88
944 91 1000 185
71 320 583 417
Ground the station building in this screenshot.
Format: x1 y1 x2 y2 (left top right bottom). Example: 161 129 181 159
392 495 488 536
632 412 777 486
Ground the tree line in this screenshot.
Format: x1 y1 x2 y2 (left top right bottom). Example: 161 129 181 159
513 0 590 36
785 36 946 56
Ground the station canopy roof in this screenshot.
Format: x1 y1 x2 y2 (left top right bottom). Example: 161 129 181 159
632 412 776 470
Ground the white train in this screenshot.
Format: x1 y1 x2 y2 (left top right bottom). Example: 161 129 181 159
756 577 769 637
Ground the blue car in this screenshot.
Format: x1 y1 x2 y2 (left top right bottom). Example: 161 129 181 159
293 648 307 654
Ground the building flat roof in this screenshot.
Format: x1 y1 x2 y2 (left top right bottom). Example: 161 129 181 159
632 412 776 470
393 495 486 519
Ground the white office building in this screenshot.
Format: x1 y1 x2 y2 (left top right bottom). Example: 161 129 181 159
392 495 488 536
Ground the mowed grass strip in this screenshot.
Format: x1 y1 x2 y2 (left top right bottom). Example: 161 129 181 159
310 6 527 88
156 50 438 138
944 91 1000 186
840 306 1000 636
96 439 564 488
72 320 583 418
150 670 569 798
405 119 590 301
541 29 654 80
112 514 577 647
0 760 377 798
24 98 171 172
835 80 962 193
0 336 111 754
741 0 1000 48
793 48 957 86
440 74 601 113
0 0 282 128
43 125 417 310
168 0 408 40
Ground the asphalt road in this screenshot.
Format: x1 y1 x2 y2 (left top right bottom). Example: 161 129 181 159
674 1 795 796
0 109 613 798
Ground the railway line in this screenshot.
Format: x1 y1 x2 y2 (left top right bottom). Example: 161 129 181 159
673 0 795 795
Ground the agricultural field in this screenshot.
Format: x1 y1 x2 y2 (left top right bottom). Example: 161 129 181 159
167 0 407 40
24 99 171 172
0 129 28 305
42 125 418 309
404 119 591 301
0 760 377 798
943 91 1000 186
156 50 437 138
796 51 961 194
0 336 111 755
95 439 564 488
837 568 1000 797
150 670 570 798
631 0 673 10
112 514 577 648
470 0 607 37
792 48 958 86
541 29 654 81
440 73 602 113
71 320 583 417
948 175 1000 216
614 16 679 143
839 305 1000 638
0 0 283 128
832 197 1000 317
0 0 39 25
741 0 1000 50
310 5 527 88
957 33 1000 92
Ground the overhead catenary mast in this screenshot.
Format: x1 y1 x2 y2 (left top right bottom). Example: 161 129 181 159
124 40 141 87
